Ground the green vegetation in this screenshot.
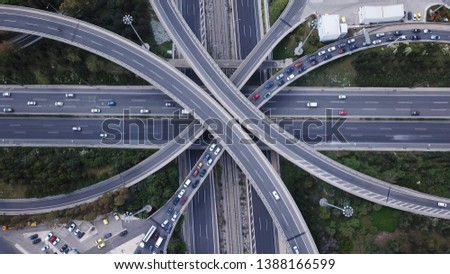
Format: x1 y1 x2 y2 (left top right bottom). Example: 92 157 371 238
0 147 154 198
268 0 288 25
0 0 171 85
280 151 450 253
427 5 450 22
167 215 188 254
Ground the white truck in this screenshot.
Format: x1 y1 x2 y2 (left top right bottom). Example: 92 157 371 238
155 236 165 249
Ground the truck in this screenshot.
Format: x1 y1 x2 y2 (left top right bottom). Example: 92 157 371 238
139 225 157 248
181 109 190 114
155 236 165 249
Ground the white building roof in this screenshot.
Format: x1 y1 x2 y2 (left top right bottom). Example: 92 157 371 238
359 4 404 24
318 14 341 42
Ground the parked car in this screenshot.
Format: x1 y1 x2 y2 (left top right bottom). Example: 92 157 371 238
29 234 39 240
59 244 68 253
407 11 412 20
119 230 128 237
32 238 42 245
104 233 112 239
337 42 347 48
68 222 76 232
41 245 50 252
52 237 60 246
96 238 106 249
113 212 120 221
45 232 54 241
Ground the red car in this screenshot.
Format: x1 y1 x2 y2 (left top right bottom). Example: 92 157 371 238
49 236 57 243
338 111 348 116
294 61 304 68
252 93 260 101
180 196 188 205
193 169 199 176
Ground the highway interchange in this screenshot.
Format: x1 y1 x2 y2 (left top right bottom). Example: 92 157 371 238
1 1 450 254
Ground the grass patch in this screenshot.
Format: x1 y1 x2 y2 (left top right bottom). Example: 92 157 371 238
0 181 27 198
371 207 400 232
269 0 289 25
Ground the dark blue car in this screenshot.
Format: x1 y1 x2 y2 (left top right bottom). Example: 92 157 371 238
264 81 274 89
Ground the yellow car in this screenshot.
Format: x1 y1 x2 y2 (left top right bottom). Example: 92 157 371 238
96 238 106 249
417 12 421 21
113 212 120 221
103 217 109 225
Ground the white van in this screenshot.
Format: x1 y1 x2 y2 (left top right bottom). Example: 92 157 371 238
438 202 447 208
183 179 191 188
307 102 318 108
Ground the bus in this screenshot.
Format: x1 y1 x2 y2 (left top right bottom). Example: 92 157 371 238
139 225 157 248
155 236 165 249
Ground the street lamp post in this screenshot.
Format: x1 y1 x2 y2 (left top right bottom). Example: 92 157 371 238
122 15 150 51
319 198 354 217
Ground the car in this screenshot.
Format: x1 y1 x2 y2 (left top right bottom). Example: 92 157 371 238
203 154 211 161
197 162 204 169
45 232 54 241
297 66 306 74
171 211 180 222
55 101 64 106
52 237 60 246
264 81 274 89
68 222 76 232
293 246 300 254
252 93 260 101
286 74 295 81
139 109 150 114
387 36 395 42
107 100 116 106
64 247 71 254
167 206 174 215
272 191 280 201
72 126 81 131
410 110 420 116
407 11 412 20
413 13 417 20
412 28 420 33
29 234 39 240
193 169 199 176
431 35 441 40
77 232 85 239
348 44 358 51
113 212 120 221
192 180 199 188
277 79 285 86
323 54 332 60
59 244 68 253
96 238 106 249
151 230 160 241
91 108 101 113
180 196 188 205
100 133 108 138
372 39 382 45
214 147 221 155
41 245 50 252
347 38 355 44
410 35 420 40
264 92 271 99
362 41 369 47
49 236 57 243
73 228 80 236
338 95 347 100
27 101 37 106
172 197 180 206
3 107 13 113
65 93 74 98
2 92 10 97
206 158 213 166
285 67 294 74
416 12 421 21
32 238 42 244
375 32 385 38
394 31 402 36
148 245 155 252
398 35 407 40
294 61 303 68
337 42 347 49
307 55 317 62
317 50 326 56
275 73 285 81
134 249 142 254
104 233 112 239
199 169 207 177
338 111 348 116
438 202 447 208
165 102 175 107
119 230 128 237
177 189 186 198
327 46 336 53
161 219 169 228
423 29 431 34
209 143 217 151
103 217 109 225
338 48 346 54
309 60 317 66
165 223 173 233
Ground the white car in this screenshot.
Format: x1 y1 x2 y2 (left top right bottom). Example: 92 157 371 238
438 202 447 208
55 101 64 107
423 29 431 34
372 39 382 45
91 108 101 113
52 237 60 246
73 228 80 236
45 232 53 241
68 222 76 232
139 109 150 114
165 102 174 107
2 92 11 97
375 32 385 38
286 74 295 81
347 38 355 44
65 93 74 98
177 189 186 199
327 46 336 52
100 133 108 138
317 50 326 56
214 147 221 155
41 245 50 252
72 126 81 132
272 191 280 200
338 95 347 100
399 35 407 40
161 219 169 228
293 246 300 254
27 101 37 106
206 158 213 166
209 143 217 151
171 211 180 222
3 107 13 113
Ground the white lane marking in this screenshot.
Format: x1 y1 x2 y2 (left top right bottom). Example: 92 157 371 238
14 131 26 134
398 101 412 104
131 99 146 102
419 135 432 138
379 128 392 131
395 108 410 111
414 128 426 131
433 101 448 104
430 109 447 111
26 22 38 27
132 59 144 67
47 131 60 134
363 108 377 111
364 101 379 104
350 134 363 137
112 49 124 56
90 40 103 47
9 124 21 127
4 19 16 23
